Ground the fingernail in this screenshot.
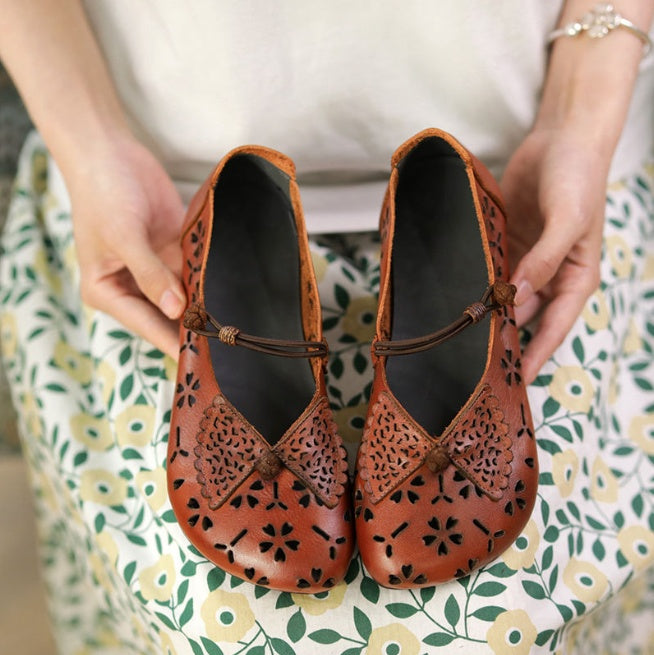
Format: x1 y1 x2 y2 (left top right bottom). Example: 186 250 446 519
514 280 533 306
160 289 184 319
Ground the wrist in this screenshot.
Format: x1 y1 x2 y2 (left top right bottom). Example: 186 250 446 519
536 1 654 156
54 117 136 188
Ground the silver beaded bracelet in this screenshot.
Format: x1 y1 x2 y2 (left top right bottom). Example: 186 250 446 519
548 3 652 55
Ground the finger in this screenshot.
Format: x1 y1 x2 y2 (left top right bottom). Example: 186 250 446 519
118 231 186 320
513 291 544 327
85 277 180 359
520 288 589 384
510 222 577 307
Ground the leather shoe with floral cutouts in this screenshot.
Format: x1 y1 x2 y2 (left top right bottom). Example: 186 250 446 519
354 129 538 588
168 146 354 593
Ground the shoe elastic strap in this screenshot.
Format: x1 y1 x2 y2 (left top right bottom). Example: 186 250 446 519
183 304 328 358
373 281 516 357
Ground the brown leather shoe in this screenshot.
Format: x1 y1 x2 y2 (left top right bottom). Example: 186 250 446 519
168 146 354 593
354 129 538 588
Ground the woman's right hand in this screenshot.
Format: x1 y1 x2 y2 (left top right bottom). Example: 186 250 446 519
69 135 186 359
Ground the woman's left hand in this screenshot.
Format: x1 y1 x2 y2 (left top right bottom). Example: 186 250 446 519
500 125 609 384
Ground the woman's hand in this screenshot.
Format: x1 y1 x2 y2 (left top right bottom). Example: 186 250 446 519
501 127 608 384
0 1 186 358
500 0 654 385
70 135 185 359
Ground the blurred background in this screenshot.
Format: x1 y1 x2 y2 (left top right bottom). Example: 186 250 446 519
0 63 57 654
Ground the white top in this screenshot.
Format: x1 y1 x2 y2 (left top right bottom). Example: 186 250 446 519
84 1 654 233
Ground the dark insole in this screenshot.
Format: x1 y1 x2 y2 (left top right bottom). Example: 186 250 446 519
386 142 490 436
204 155 314 445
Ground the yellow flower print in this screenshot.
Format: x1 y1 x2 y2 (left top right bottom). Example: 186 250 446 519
53 340 93 384
623 319 642 355
607 361 619 406
562 558 608 602
562 620 585 653
590 457 619 503
341 295 377 342
333 404 368 443
367 624 420 655
487 609 537 655
20 390 43 439
160 630 177 655
139 554 176 602
70 413 113 451
548 366 594 413
502 520 540 570
627 414 654 455
292 581 347 615
96 360 116 406
95 530 118 566
79 469 128 506
606 234 633 279
617 525 654 572
619 574 646 613
0 312 18 358
643 253 654 280
581 289 609 331
63 240 79 280
201 589 255 642
131 615 157 653
33 248 62 296
116 405 156 448
163 355 178 382
552 449 579 499
35 469 59 512
311 251 328 283
94 627 122 648
89 552 114 593
31 149 48 194
135 467 168 512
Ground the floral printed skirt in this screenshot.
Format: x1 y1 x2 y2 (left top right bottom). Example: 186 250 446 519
1 132 654 655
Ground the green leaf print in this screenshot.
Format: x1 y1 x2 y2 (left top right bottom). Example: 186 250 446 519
353 606 372 641
360 575 380 603
385 603 420 618
470 606 505 622
199 637 224 655
287 610 306 643
308 629 341 644
271 638 296 655
522 581 546 599
179 598 193 627
472 582 506 597
423 632 455 646
444 594 460 627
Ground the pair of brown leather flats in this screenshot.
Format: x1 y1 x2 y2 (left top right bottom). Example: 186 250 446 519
168 130 538 593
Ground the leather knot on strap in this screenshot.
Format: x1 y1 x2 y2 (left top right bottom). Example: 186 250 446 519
425 444 450 474
491 280 516 306
256 451 283 480
183 304 208 331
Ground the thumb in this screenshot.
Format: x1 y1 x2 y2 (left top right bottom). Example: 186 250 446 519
120 232 186 319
